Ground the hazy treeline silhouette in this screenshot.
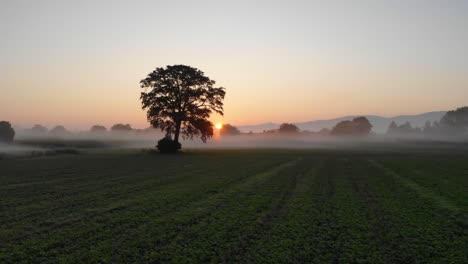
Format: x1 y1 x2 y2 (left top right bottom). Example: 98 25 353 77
16 124 163 140
2 107 468 153
4 64 466 154
386 107 468 137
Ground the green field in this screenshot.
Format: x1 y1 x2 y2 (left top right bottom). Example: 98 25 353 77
1 149 467 263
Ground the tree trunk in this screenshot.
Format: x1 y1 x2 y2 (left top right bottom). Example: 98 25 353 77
174 121 181 143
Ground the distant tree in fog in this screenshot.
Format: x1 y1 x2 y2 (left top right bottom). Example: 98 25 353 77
140 65 226 152
440 106 468 133
220 124 241 136
387 121 398 134
353 117 372 135
331 117 372 136
331 120 354 135
111 124 132 132
90 125 107 133
278 123 300 133
0 121 15 143
49 125 69 136
399 122 414 133
423 121 432 133
422 120 440 135
386 121 421 135
31 124 48 134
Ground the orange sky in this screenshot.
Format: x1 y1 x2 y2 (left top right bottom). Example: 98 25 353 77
1 1 467 130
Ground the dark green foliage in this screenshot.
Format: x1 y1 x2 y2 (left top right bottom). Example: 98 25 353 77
140 65 226 145
331 117 372 136
0 121 15 143
156 137 181 153
0 149 466 263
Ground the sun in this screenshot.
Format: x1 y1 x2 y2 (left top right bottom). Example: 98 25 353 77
215 122 223 130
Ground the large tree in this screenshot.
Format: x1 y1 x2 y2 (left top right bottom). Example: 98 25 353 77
140 65 226 145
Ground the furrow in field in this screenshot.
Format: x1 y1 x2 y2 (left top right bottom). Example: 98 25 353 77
367 159 461 213
215 159 311 262
122 158 301 263
237 157 326 263
104 160 297 262
362 158 467 263
1 157 300 263
345 158 405 263
0 155 288 249
374 156 468 210
237 158 347 263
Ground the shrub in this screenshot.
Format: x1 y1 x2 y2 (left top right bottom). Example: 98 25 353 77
156 137 181 153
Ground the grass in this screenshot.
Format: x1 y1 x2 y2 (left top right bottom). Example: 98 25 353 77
0 149 467 263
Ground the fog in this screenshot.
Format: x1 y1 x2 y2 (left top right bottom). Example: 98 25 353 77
2 128 466 158
0 143 43 157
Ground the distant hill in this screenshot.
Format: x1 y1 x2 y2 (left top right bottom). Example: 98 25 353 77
238 111 447 134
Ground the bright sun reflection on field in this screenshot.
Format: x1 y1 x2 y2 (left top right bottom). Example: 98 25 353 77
215 123 223 130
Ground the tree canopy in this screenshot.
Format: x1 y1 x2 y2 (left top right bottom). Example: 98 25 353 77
90 125 107 133
111 124 132 132
220 124 241 136
278 123 300 133
0 121 15 143
49 125 68 136
440 106 468 133
140 65 226 145
31 124 48 134
331 117 372 136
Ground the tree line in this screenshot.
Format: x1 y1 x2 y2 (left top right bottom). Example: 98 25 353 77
2 64 468 153
386 107 468 136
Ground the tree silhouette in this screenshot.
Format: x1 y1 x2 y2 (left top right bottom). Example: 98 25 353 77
49 125 68 136
440 106 468 133
331 117 372 136
387 121 398 134
331 120 354 135
90 125 107 133
0 121 15 143
278 123 300 133
220 124 241 136
140 65 226 147
31 124 48 134
386 121 421 135
111 124 132 132
353 117 372 135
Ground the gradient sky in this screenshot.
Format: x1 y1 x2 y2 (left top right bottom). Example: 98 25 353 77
1 0 468 130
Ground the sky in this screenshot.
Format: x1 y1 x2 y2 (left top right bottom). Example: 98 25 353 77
1 0 468 130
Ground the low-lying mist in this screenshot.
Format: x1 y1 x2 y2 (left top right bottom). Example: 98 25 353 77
3 130 467 158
